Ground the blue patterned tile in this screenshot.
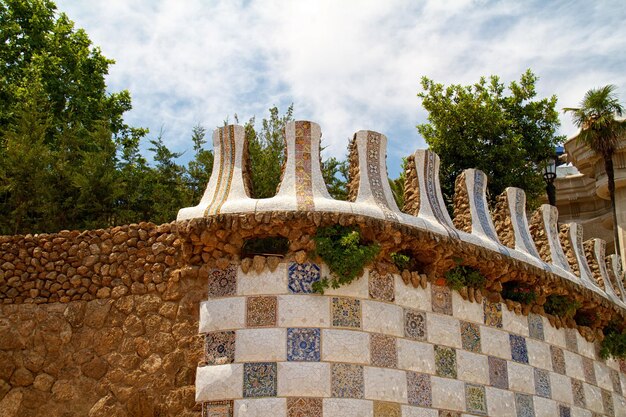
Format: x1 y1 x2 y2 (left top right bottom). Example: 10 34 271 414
559 405 571 417
288 262 320 293
510 334 528 364
515 393 535 417
528 314 544 340
534 368 551 398
407 372 431 407
287 328 320 361
243 362 277 398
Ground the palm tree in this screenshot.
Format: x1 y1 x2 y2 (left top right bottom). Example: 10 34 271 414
564 85 626 257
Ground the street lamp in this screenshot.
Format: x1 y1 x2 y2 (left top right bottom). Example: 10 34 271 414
543 155 557 206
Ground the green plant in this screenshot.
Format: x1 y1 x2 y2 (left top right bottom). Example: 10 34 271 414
543 295 580 319
311 225 379 293
444 265 486 291
600 320 626 360
391 252 411 271
241 236 289 257
501 282 537 305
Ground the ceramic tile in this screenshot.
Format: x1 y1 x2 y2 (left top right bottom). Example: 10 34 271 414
407 372 432 407
395 275 432 312
533 397 557 417
510 334 529 364
484 301 502 328
451 290 483 323
438 411 461 417
595 362 613 391
203 400 233 417
550 372 573 404
288 262 320 293
287 328 320 362
427 314 462 348
369 270 395 302
461 321 481 353
515 393 535 417
405 309 427 341
502 307 530 337
364 367 408 403
432 284 453 315
551 346 566 375
200 298 245 333
371 334 397 368
207 265 237 297
601 389 614 417
332 297 361 329
526 339 552 371
457 350 489 385
322 398 373 416
397 339 436 374
465 383 487 415
331 363 364 399
619 359 626 374
534 368 551 398
564 350 585 381
278 295 330 327
286 397 322 417
235 329 286 362
237 263 288 295
373 401 401 417
489 356 508 389
321 329 370 364
205 331 236 365
486 387 517 417
559 405 571 417
572 379 586 408
243 362 277 398
362 300 404 337
293 121 315 211
610 369 622 393
528 314 545 341
508 362 534 395
435 345 457 378
481 326 512 359
402 405 438 417
583 383 603 414
277 362 330 397
196 364 243 401
583 357 596 385
565 329 579 353
246 296 277 327
430 377 465 411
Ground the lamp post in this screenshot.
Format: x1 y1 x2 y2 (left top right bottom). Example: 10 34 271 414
543 155 557 206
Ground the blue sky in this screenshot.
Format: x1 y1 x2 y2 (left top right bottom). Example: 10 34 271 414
55 0 626 177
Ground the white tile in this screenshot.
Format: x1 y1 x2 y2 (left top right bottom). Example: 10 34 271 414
571 406 593 417
533 396 558 417
614 393 626 417
485 387 516 417
195 364 243 401
364 366 407 403
401 405 438 417
583 382 603 413
563 350 585 381
397 339 435 374
362 300 403 337
395 276 431 312
277 295 330 327
426 313 461 348
235 329 286 362
577 334 595 359
543 320 566 347
480 326 511 359
321 329 370 364
277 362 330 397
199 298 245 333
526 338 552 371
430 376 465 412
550 372 573 404
502 307 529 336
508 362 534 394
234 398 286 417
456 350 489 385
594 362 613 391
237 263 287 295
451 291 483 323
325 267 369 299
323 398 373 417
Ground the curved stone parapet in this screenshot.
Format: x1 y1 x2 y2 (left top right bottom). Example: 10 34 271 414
561 223 604 296
495 188 541 260
607 254 626 302
530 205 571 272
586 239 625 307
178 125 255 219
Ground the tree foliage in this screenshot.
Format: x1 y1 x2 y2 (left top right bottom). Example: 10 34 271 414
417 70 564 208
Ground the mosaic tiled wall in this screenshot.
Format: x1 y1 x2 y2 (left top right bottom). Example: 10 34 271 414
196 262 626 417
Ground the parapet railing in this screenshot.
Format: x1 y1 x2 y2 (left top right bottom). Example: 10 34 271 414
177 121 626 313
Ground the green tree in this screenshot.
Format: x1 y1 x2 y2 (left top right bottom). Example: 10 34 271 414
564 85 626 257
148 132 187 224
185 124 214 203
417 70 563 209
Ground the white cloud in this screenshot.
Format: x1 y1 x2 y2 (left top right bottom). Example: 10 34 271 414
56 0 626 176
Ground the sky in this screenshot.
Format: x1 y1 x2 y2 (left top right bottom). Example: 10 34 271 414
55 0 626 177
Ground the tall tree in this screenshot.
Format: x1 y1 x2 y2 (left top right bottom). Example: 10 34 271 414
564 85 626 257
417 70 563 209
185 124 214 203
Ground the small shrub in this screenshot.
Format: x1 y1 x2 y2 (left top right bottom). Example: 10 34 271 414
543 295 580 319
444 265 486 291
600 320 626 360
391 252 411 271
501 282 537 305
241 236 289 257
311 225 379 294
